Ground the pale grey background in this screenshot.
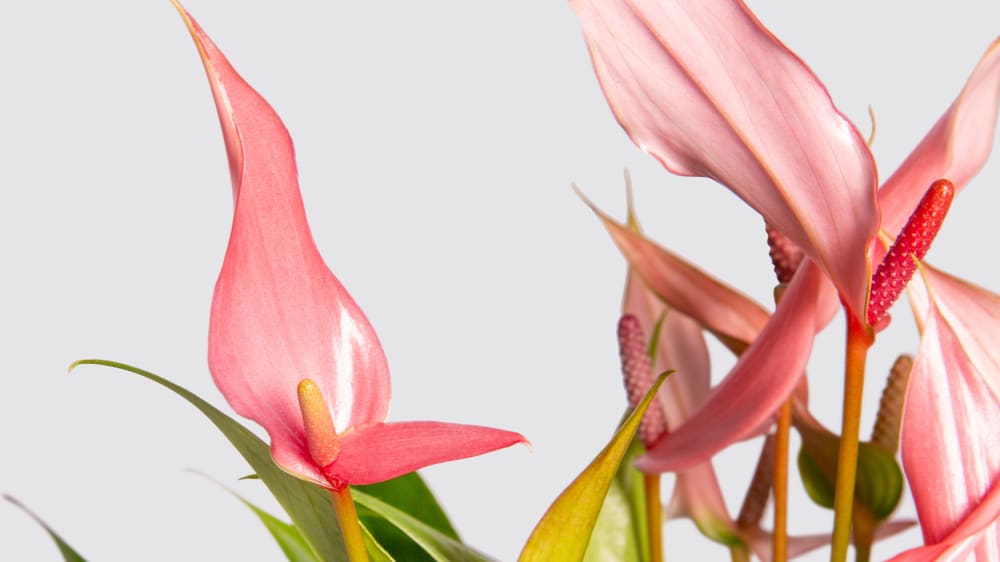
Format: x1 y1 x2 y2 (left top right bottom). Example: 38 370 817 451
2 1 998 560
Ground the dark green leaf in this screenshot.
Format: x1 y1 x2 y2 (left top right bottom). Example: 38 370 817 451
355 472 459 541
353 490 494 562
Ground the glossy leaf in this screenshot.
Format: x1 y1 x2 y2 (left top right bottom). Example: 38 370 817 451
355 472 459 541
353 490 493 562
4 495 87 562
520 372 671 562
583 437 649 562
360 523 397 562
70 359 346 561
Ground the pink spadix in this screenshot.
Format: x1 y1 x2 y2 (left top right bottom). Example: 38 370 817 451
868 179 956 327
618 314 667 448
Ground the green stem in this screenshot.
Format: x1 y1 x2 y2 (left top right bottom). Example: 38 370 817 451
644 473 663 562
331 486 369 562
830 314 872 562
729 545 751 562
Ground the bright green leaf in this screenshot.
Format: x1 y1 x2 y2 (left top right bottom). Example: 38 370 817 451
359 521 397 562
353 490 494 562
70 359 347 562
196 474 320 562
355 472 459 541
583 436 649 562
237 498 320 562
4 495 87 562
519 372 672 562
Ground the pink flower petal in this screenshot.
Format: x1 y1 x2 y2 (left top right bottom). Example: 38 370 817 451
637 260 838 473
624 273 710 429
887 481 1000 562
590 200 770 348
324 422 528 486
571 0 879 320
176 7 391 478
878 39 1000 236
897 267 1000 558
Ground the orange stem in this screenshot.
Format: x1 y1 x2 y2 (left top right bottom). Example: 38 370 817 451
773 398 792 562
644 473 663 562
830 314 872 562
331 486 369 562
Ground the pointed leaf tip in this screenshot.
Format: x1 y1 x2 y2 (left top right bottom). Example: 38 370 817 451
5 495 88 562
520 371 671 562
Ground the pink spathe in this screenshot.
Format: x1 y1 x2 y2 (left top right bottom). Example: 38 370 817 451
174 4 526 489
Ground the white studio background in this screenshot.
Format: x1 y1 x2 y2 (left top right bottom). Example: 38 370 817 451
1 2 998 560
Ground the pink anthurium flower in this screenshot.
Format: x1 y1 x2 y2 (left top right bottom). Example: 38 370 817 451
571 0 1000 474
174 6 526 490
621 268 911 560
570 0 879 322
587 194 837 471
887 266 1000 561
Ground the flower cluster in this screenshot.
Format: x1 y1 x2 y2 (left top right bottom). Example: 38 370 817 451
8 1 1000 561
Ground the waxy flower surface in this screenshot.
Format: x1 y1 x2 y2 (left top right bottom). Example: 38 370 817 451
571 0 1000 482
175 6 526 490
888 267 1000 561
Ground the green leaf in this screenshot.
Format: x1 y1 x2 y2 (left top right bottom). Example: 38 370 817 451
583 437 649 562
797 445 835 509
359 521 397 562
519 371 672 562
353 490 494 562
70 359 348 562
238 498 320 562
355 472 459 541
796 425 904 520
196 473 320 562
854 441 904 519
4 495 87 562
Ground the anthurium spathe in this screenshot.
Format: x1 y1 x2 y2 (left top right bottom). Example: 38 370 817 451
173 5 526 490
619 270 912 560
570 0 879 321
890 266 1000 561
588 195 837 471
572 0 1000 473
876 40 1000 238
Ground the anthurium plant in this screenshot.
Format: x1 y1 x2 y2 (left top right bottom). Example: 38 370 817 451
5 1 1000 561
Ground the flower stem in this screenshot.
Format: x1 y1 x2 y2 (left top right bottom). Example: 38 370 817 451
830 314 872 562
772 398 792 562
331 486 369 562
644 473 663 562
729 545 750 562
